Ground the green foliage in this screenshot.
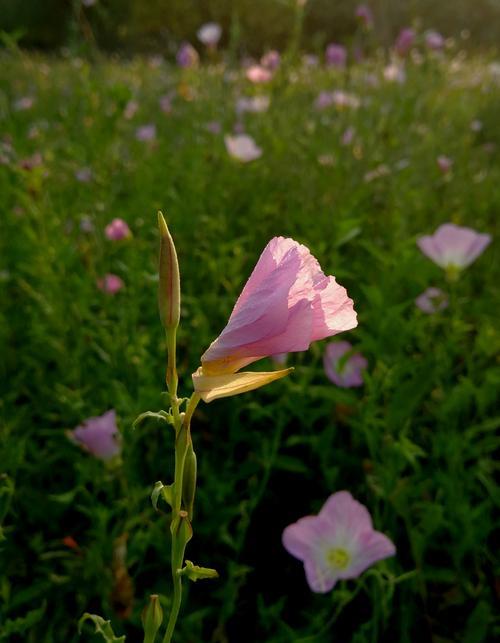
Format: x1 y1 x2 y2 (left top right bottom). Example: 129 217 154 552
0 44 499 643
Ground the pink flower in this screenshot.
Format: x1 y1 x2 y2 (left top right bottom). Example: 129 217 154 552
437 155 453 174
384 63 406 83
224 134 262 162
97 274 124 294
197 22 222 47
14 96 35 111
417 223 491 270
135 124 156 142
246 65 273 83
261 50 281 71
193 237 357 400
325 44 347 68
415 287 449 314
159 94 173 114
75 167 92 182
394 28 415 56
425 30 445 51
71 410 121 460
355 5 374 29
341 126 355 146
323 341 367 388
282 491 395 593
105 218 131 240
176 42 199 68
124 99 139 120
236 95 270 114
314 91 360 110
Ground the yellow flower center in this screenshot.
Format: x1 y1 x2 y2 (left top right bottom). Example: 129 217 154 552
327 547 350 570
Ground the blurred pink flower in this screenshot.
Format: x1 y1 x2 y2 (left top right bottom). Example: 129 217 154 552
206 120 222 134
425 30 445 51
135 124 156 142
124 99 139 120
364 164 390 182
415 287 449 314
324 341 367 388
159 94 173 114
176 42 199 68
282 491 395 593
394 28 415 56
224 134 262 162
325 44 347 68
97 274 124 294
14 96 35 111
236 95 270 114
417 223 491 270
315 91 360 110
19 152 43 170
355 5 374 29
197 22 222 47
75 167 93 182
384 63 406 83
437 155 453 174
198 237 357 377
105 218 131 240
261 50 281 71
341 127 355 146
246 65 273 83
71 410 120 460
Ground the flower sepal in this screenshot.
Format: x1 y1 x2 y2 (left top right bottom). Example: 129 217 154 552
192 366 293 402
178 560 219 582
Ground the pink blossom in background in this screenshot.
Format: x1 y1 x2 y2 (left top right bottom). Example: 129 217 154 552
415 287 449 314
236 95 270 114
282 491 395 593
176 42 199 68
261 50 281 71
135 124 156 142
19 152 43 171
384 62 406 83
97 274 124 294
325 44 347 68
124 99 139 120
437 155 453 174
425 30 445 50
75 167 93 182
199 236 357 375
71 410 120 460
197 22 222 47
341 127 356 146
314 91 360 110
364 164 390 182
105 218 131 240
324 340 367 388
13 96 35 111
355 5 374 29
206 121 222 134
224 134 262 162
246 65 273 83
394 28 415 56
159 94 173 114
417 223 491 270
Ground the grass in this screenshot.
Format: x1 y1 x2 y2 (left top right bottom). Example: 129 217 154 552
1 45 499 642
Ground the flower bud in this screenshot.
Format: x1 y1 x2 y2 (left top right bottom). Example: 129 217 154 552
158 212 180 331
141 594 163 643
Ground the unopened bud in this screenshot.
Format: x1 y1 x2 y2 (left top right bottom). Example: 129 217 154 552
182 443 197 521
141 594 163 643
158 212 180 331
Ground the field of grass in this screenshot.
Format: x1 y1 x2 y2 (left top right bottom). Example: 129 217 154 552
1 45 499 642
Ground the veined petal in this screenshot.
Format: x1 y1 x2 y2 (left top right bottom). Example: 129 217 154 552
192 367 292 402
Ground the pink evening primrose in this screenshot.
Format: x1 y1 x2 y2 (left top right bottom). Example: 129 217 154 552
197 22 222 47
105 218 131 240
71 410 121 460
324 340 367 388
246 65 273 83
192 237 357 401
415 287 449 314
394 28 415 57
224 134 262 162
282 491 396 593
97 273 124 295
325 44 347 68
417 223 491 270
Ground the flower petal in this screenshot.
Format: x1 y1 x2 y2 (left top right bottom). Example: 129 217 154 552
192 367 292 402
